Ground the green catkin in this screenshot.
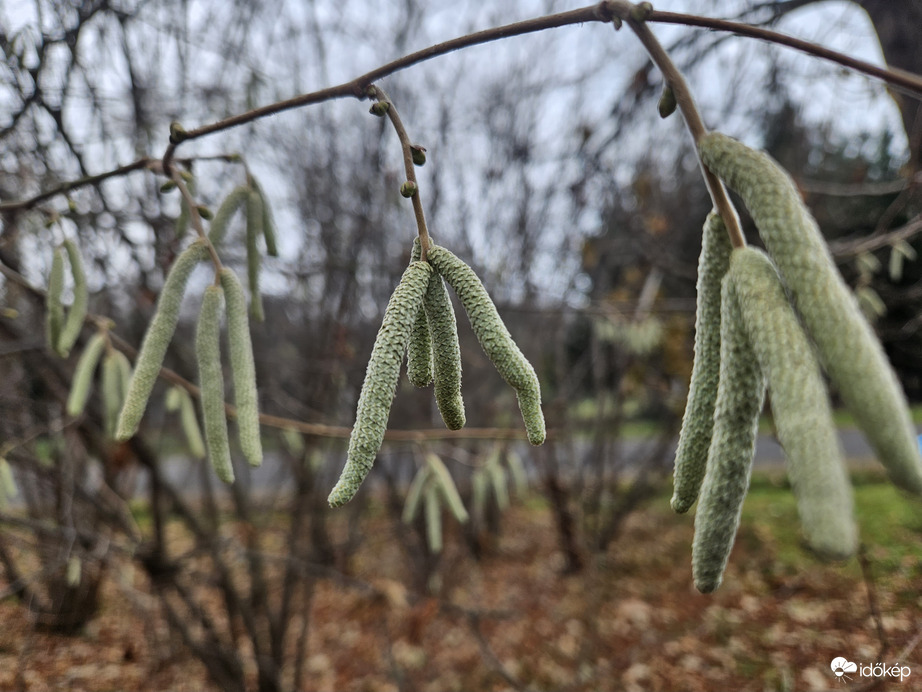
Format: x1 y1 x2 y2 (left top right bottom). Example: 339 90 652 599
46 247 65 352
115 240 209 440
407 239 433 387
692 273 767 594
328 261 433 507
402 464 431 524
424 483 443 554
426 453 469 523
101 348 125 438
699 132 922 495
179 388 207 459
252 178 279 257
730 247 857 559
176 197 190 239
197 285 233 483
57 239 89 358
426 245 544 444
207 186 249 247
407 307 433 386
66 332 107 417
425 265 465 431
672 212 733 513
114 350 132 400
488 452 510 510
246 188 265 321
219 267 262 467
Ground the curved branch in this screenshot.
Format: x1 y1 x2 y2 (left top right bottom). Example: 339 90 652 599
613 3 745 247
647 6 922 99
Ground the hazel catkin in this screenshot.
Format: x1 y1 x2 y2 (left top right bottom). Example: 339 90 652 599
197 285 233 483
219 267 262 467
699 132 922 495
729 247 856 560
328 261 433 507
116 240 208 440
411 237 466 430
407 239 434 387
426 244 544 444
46 247 65 353
691 272 766 594
207 185 249 247
672 211 733 513
246 188 265 321
66 332 107 417
56 240 89 358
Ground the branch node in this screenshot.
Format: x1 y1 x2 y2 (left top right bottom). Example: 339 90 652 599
630 2 654 22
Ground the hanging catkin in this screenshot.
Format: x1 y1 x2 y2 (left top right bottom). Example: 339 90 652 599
426 245 544 444
246 188 265 321
252 177 279 257
66 332 107 417
101 349 131 439
729 247 856 559
425 267 465 430
197 285 234 483
116 240 209 440
56 240 89 358
208 185 249 247
411 237 465 429
46 247 65 352
327 261 433 507
672 211 733 513
407 239 434 387
699 132 922 495
692 272 766 594
219 267 262 467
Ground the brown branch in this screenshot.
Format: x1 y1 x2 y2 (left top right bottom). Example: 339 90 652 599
612 2 745 248
830 215 922 258
0 155 238 214
8 2 922 217
647 7 922 100
160 4 615 172
369 86 432 258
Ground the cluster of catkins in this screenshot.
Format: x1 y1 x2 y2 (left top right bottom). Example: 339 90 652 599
327 239 546 507
674 133 922 593
49 176 274 483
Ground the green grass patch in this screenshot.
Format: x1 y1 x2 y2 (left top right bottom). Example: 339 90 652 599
740 471 922 572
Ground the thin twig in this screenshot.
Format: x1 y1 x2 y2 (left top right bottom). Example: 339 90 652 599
5 3 922 216
647 7 922 100
0 155 238 214
160 4 612 172
830 215 922 258
613 2 745 248
170 171 223 270
369 86 432 259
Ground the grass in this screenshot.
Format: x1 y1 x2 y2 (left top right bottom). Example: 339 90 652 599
740 470 922 573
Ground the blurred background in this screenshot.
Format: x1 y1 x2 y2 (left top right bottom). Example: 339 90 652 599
0 1 921 690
